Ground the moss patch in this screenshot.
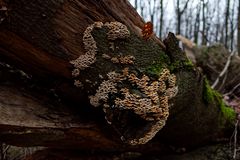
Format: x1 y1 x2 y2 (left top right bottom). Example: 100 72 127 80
203 79 215 104
145 57 194 77
203 78 236 125
215 91 236 125
145 62 165 77
168 59 194 72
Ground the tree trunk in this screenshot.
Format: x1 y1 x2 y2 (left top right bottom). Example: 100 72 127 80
229 0 234 51
225 0 230 48
0 0 236 153
175 0 189 35
159 0 164 38
215 0 220 42
176 0 181 35
134 0 137 10
201 0 207 45
238 0 240 53
194 2 201 44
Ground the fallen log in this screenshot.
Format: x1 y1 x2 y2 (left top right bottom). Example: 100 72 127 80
0 0 236 151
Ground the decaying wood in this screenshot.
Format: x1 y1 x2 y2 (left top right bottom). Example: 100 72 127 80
0 0 236 152
0 84 119 149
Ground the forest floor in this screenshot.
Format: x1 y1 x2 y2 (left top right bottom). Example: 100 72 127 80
1 143 239 160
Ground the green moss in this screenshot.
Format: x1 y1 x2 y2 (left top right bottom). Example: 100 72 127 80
215 91 236 125
145 62 167 77
169 59 194 72
202 79 215 104
203 78 236 125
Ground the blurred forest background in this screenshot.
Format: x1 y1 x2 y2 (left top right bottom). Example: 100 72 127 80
129 0 240 52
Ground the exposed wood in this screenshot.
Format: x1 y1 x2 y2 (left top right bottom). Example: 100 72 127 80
0 84 120 149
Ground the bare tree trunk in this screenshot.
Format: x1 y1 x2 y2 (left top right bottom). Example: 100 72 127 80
134 0 138 10
159 0 164 38
238 0 240 53
201 0 207 45
215 0 220 42
176 0 181 35
184 7 189 38
175 0 190 35
140 0 144 19
230 0 236 51
194 2 201 44
184 1 194 40
225 0 230 48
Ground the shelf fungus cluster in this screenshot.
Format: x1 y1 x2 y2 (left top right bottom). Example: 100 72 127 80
70 21 177 145
89 68 178 145
70 21 131 87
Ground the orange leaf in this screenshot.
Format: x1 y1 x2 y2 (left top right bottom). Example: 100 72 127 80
142 21 153 40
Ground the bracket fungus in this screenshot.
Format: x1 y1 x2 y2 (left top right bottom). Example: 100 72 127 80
104 22 130 40
69 21 131 88
89 68 177 145
70 22 177 145
69 22 99 72
110 55 135 64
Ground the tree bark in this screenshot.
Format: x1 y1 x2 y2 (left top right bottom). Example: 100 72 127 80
238 0 240 53
225 0 230 48
175 0 190 35
194 2 201 44
159 0 163 38
0 0 236 152
201 0 209 45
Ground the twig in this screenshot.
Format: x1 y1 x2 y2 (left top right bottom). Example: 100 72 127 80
233 119 239 160
224 82 240 97
218 72 228 91
211 51 235 89
3 144 10 154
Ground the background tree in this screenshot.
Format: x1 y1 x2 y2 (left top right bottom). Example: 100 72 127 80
215 0 220 42
130 0 239 51
230 0 237 50
201 0 207 45
238 0 240 53
193 1 201 44
159 0 164 38
175 0 190 35
225 0 230 48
